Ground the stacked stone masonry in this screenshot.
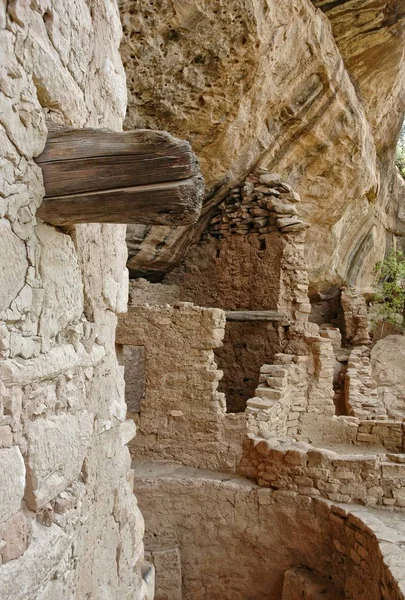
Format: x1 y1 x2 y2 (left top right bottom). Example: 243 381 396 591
168 172 311 322
116 304 245 472
246 322 336 442
0 2 151 599
164 173 313 411
341 288 371 347
121 265 405 598
345 346 388 420
240 436 405 508
134 463 405 600
205 171 308 239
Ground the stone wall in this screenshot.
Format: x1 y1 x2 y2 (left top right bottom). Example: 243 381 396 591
371 335 405 419
245 322 336 442
117 304 342 467
240 435 405 508
116 304 245 472
344 346 387 420
341 288 371 346
0 3 149 598
165 173 310 411
133 462 405 600
166 172 310 320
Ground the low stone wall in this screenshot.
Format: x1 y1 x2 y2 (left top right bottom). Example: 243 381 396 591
371 335 405 419
355 420 405 453
133 462 405 600
240 436 405 507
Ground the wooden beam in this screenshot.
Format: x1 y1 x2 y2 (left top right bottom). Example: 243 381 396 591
37 178 203 226
35 124 204 226
225 311 287 322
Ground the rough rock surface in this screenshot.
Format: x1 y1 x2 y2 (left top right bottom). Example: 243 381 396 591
371 335 405 419
120 0 405 293
0 2 149 598
134 462 405 600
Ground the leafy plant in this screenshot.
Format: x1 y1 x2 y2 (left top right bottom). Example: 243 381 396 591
374 250 405 325
395 148 405 179
396 120 405 178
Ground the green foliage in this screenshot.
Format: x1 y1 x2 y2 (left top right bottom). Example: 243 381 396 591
374 250 405 325
396 149 405 177
396 120 405 178
395 148 405 179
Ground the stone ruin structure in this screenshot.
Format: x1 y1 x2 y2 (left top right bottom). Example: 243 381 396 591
119 174 405 599
2 1 405 599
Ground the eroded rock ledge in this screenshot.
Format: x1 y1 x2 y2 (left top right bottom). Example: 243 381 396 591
121 0 405 294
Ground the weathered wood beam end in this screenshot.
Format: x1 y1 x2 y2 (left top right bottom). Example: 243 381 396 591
225 311 288 322
35 125 204 226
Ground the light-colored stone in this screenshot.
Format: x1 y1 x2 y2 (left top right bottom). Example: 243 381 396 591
122 0 405 294
0 522 70 599
0 446 25 524
0 0 146 597
25 412 93 509
0 342 105 387
36 223 84 339
128 278 180 306
371 335 405 419
1 511 32 563
0 219 28 313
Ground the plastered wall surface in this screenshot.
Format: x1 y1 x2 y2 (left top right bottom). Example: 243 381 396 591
0 2 149 598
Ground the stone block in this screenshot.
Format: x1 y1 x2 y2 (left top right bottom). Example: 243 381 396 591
0 219 28 313
1 510 31 563
147 546 182 600
36 223 84 338
260 364 289 376
255 387 283 401
0 425 13 448
25 411 93 509
381 462 405 480
0 446 25 523
0 343 104 387
265 376 287 387
284 449 307 467
0 522 69 598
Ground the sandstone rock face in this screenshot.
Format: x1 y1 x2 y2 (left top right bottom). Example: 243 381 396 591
121 0 405 293
0 1 147 598
371 335 405 419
